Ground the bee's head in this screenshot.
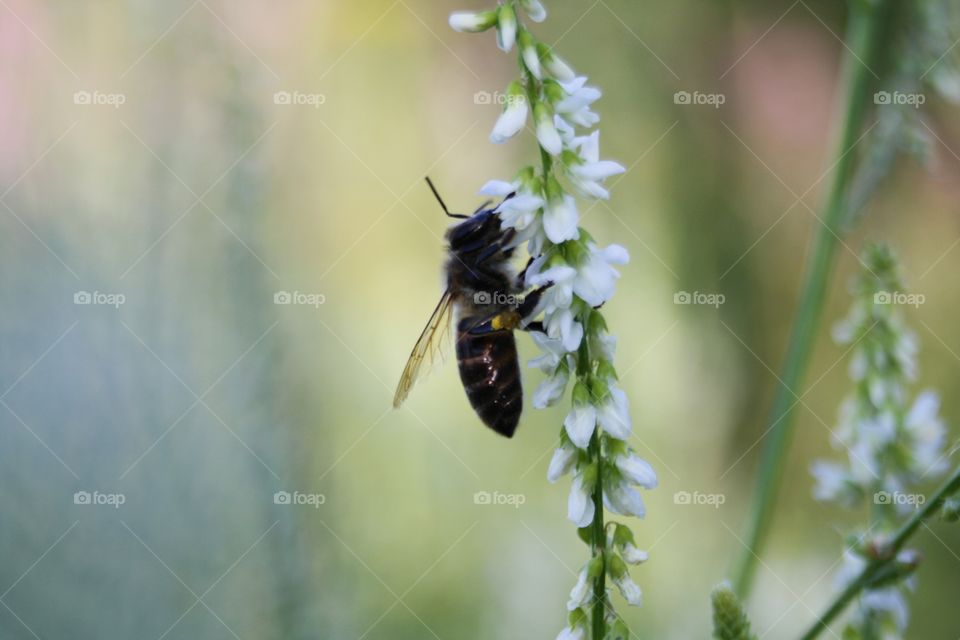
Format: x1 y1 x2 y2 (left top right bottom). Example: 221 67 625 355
446 209 499 250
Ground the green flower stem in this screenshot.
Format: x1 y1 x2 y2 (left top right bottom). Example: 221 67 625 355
799 465 960 640
589 429 607 639
731 0 893 597
525 46 608 638
577 333 607 638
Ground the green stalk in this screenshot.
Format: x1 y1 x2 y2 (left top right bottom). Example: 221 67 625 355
731 0 893 596
589 429 607 639
527 64 608 639
799 465 960 640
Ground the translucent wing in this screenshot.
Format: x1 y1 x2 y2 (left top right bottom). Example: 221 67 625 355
393 289 455 407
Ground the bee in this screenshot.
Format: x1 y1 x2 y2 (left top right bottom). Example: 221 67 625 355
393 178 544 437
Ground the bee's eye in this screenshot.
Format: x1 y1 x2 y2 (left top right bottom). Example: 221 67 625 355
448 212 496 248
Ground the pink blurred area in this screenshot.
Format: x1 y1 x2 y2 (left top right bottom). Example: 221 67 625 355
0 0 45 176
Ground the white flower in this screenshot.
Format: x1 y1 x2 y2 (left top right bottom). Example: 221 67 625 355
518 30 541 78
811 460 850 502
526 259 576 311
611 572 643 606
572 243 629 307
556 77 601 128
847 438 881 485
835 549 868 589
496 4 517 52
556 624 586 640
533 365 570 408
520 0 547 23
554 114 577 147
615 450 657 489
535 103 563 154
568 131 626 199
621 542 648 564
543 51 576 81
568 471 595 527
478 179 516 198
548 441 579 483
566 566 591 611
543 194 579 243
564 403 597 449
905 390 947 476
545 306 584 352
860 588 909 632
480 178 544 232
528 331 567 371
496 193 542 231
490 92 528 144
597 386 632 440
604 477 646 518
449 10 497 32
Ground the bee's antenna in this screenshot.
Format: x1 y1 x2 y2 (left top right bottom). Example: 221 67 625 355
425 177 469 219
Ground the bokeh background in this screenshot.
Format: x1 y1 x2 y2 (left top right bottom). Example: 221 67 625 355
1 1 959 638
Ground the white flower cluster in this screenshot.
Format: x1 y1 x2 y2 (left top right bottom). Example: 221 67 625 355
811 247 948 509
811 244 949 639
450 2 656 637
834 547 919 639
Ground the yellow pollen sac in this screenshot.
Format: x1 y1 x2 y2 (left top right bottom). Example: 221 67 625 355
491 311 521 331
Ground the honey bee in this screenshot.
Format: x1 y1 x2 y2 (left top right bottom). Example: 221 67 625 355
393 178 544 437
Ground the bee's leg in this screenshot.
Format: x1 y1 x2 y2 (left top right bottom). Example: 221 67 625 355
517 285 547 322
522 320 545 333
516 256 535 288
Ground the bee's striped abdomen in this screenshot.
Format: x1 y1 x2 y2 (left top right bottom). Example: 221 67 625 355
455 316 522 438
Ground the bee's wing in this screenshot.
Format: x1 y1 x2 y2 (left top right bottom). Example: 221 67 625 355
393 289 455 408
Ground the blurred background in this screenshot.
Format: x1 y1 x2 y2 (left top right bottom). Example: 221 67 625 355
1 1 959 638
